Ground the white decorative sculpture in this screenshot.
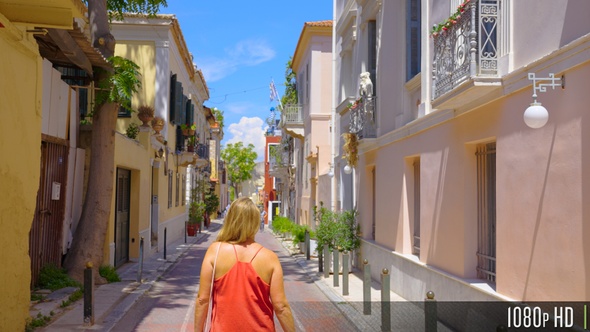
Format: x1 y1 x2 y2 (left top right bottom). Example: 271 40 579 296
359 72 373 97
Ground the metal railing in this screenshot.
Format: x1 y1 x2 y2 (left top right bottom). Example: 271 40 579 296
196 143 209 160
281 104 303 125
432 0 501 100
349 96 377 139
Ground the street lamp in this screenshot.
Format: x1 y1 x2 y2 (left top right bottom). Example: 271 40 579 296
328 163 334 178
523 73 564 129
344 164 353 174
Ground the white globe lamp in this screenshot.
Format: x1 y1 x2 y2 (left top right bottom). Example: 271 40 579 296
523 102 549 129
344 164 353 174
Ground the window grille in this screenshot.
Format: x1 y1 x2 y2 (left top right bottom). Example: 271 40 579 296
413 159 421 255
476 142 496 283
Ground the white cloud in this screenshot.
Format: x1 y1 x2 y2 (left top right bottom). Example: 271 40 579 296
225 117 267 161
197 39 275 82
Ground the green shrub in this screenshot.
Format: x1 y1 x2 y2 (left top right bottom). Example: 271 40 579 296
272 216 294 234
99 265 121 283
315 205 360 252
292 224 309 245
38 264 80 291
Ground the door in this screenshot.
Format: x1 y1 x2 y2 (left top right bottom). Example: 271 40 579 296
115 168 130 267
29 140 68 286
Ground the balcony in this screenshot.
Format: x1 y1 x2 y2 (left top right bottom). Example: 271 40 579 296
349 96 377 139
280 104 304 138
431 0 503 111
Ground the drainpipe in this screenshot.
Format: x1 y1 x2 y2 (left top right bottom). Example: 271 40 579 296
330 1 337 212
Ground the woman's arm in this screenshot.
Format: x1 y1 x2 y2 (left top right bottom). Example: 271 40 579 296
269 254 295 332
194 242 217 331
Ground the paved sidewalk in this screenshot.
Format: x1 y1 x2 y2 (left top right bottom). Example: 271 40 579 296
34 219 442 331
34 222 221 331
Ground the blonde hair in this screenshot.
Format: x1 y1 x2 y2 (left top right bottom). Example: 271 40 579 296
217 197 260 243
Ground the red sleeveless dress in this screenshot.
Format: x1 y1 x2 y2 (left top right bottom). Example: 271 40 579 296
210 244 275 331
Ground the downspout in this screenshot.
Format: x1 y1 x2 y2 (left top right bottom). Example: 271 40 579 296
330 1 337 212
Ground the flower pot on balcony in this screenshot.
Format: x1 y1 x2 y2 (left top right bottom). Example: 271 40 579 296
182 129 196 136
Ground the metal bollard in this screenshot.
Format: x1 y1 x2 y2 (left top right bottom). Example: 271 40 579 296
381 268 391 332
323 244 330 278
342 251 349 296
318 245 323 273
83 262 94 326
163 227 167 260
333 250 340 287
425 291 437 332
184 221 187 243
137 237 144 283
363 259 371 315
305 230 310 260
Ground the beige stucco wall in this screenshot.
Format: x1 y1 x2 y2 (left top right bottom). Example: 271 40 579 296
0 30 42 330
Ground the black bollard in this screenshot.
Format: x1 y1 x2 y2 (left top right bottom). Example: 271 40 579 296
83 262 94 326
163 227 167 260
363 259 371 315
184 221 187 243
137 237 144 283
425 291 437 332
381 268 391 332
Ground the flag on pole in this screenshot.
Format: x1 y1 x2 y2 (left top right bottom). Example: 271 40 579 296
270 79 279 102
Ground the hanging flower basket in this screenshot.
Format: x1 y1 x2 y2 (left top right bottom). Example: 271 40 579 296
342 132 358 168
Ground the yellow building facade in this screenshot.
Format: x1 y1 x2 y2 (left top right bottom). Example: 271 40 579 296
0 0 87 329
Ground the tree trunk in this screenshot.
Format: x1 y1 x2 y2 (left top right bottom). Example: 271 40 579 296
63 0 116 283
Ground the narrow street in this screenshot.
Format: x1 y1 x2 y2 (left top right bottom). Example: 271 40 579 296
110 222 360 331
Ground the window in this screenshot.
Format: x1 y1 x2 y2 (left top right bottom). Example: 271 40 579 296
371 167 376 240
168 170 173 208
175 172 180 207
368 20 377 93
476 142 496 283
118 96 131 118
413 159 421 255
406 0 421 81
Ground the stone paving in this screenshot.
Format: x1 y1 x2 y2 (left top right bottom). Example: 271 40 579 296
34 219 453 331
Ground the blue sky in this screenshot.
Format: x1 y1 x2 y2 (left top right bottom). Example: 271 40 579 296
160 1 333 161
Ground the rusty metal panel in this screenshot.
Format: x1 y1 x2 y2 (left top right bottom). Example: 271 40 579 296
30 140 69 287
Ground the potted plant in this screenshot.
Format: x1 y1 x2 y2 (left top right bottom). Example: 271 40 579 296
137 105 155 127
151 116 165 134
125 122 140 139
187 201 205 236
187 135 197 152
181 123 196 136
204 193 220 220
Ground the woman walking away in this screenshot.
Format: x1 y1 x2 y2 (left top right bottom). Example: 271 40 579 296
194 197 295 332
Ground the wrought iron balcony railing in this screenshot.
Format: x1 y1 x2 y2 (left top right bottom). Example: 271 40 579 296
196 143 209 160
349 96 377 139
432 0 501 100
280 104 303 126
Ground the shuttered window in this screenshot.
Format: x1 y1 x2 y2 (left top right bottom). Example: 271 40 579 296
406 0 421 81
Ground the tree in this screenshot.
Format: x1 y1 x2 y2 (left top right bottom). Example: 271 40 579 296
211 107 224 130
63 0 167 283
220 142 257 197
281 57 297 106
